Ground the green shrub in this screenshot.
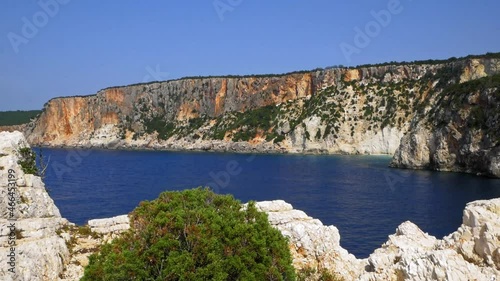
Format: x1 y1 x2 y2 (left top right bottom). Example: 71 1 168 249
274 134 286 143
17 147 39 175
144 117 176 140
82 188 296 281
209 105 281 142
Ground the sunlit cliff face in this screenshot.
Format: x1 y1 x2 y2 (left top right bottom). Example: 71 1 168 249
24 58 500 177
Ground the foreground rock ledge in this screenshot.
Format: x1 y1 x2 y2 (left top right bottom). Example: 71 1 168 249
0 131 69 281
1 131 499 280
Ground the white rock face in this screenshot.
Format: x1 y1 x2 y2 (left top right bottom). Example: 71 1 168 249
356 200 500 281
0 131 69 281
88 124 121 147
88 214 130 234
443 199 500 270
254 200 363 278
288 122 405 155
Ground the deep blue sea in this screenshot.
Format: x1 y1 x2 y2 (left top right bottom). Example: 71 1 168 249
37 148 500 258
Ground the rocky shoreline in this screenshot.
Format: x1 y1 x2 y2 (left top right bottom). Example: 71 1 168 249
32 140 387 156
1 131 499 280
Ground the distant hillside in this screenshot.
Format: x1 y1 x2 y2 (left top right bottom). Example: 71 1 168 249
0 110 42 126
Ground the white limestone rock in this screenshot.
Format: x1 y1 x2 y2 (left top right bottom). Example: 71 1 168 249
443 198 500 270
88 214 130 234
254 201 363 279
357 200 500 281
0 131 70 281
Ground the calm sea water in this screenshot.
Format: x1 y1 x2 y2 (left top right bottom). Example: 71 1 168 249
37 148 500 258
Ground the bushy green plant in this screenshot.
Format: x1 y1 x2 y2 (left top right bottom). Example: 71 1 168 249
17 147 39 175
209 105 280 142
82 188 296 281
144 117 177 140
274 134 286 143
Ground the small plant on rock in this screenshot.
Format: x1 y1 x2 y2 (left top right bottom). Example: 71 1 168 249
16 146 38 175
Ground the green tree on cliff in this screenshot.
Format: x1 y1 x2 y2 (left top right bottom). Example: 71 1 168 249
82 187 296 281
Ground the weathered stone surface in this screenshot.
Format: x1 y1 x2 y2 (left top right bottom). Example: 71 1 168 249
0 125 26 133
88 214 130 234
391 76 500 178
0 131 69 281
254 200 363 278
442 199 500 270
390 58 500 178
356 199 500 281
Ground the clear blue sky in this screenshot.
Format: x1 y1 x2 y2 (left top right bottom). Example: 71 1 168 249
1 0 499 111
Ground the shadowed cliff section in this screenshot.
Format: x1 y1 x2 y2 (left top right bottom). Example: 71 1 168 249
391 74 500 177
24 53 500 177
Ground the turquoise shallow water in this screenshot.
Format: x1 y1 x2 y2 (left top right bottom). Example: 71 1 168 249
38 148 500 258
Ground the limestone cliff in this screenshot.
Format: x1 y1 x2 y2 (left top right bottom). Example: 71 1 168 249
0 132 69 280
390 73 500 177
24 54 500 177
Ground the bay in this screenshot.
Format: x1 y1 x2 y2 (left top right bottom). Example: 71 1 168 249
37 148 500 258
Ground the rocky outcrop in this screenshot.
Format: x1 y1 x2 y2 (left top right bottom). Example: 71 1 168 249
356 199 500 281
0 131 70 281
247 200 500 280
254 201 363 278
391 72 500 178
66 198 500 281
88 215 130 235
443 199 500 270
56 216 131 281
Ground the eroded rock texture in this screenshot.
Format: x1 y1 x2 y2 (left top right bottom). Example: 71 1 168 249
0 131 69 281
